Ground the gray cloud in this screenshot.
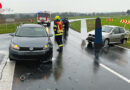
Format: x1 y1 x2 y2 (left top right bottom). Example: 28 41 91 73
1 0 130 13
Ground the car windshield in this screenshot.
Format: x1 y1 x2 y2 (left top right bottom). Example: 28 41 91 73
38 13 50 17
102 26 113 33
15 27 47 37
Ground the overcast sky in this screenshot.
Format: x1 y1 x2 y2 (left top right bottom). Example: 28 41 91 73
1 0 130 13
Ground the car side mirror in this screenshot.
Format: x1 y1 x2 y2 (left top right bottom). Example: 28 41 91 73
48 34 53 37
9 33 15 36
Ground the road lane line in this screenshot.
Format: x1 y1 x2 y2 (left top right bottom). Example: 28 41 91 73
0 58 15 90
100 63 130 84
115 45 130 50
0 51 16 90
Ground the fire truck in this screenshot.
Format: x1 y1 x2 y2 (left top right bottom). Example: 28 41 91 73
37 11 51 27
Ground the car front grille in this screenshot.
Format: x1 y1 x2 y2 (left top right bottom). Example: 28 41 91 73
20 47 43 51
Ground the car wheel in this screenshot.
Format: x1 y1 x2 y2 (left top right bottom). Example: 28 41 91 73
47 23 50 27
122 39 127 44
9 57 15 61
104 39 109 47
87 42 93 47
9 54 16 61
48 48 53 60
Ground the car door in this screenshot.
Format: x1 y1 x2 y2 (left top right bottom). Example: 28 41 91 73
111 27 121 43
119 28 125 41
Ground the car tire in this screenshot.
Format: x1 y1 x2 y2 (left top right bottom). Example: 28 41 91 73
47 23 50 27
87 42 93 47
122 39 127 44
48 48 53 60
47 60 53 64
9 53 16 61
104 39 109 47
9 55 15 61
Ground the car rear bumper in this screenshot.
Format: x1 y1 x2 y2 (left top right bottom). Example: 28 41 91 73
9 48 52 61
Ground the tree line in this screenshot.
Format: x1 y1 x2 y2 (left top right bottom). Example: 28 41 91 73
0 10 129 20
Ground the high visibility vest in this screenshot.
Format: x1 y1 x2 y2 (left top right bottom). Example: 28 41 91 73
56 21 63 34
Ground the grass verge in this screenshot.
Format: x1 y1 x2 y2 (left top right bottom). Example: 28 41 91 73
0 23 21 34
70 21 81 32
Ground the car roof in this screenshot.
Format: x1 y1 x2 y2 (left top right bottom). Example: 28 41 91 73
103 25 119 28
20 24 43 28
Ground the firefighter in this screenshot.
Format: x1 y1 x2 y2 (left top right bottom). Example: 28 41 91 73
53 16 64 52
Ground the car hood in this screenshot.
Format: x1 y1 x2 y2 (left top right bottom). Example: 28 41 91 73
88 30 110 36
12 37 49 47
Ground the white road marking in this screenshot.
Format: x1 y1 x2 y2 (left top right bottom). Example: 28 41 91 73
0 50 16 90
115 45 130 50
0 60 15 90
100 63 130 84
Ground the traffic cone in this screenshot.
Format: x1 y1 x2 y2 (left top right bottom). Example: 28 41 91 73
123 19 126 24
125 20 129 24
120 19 123 23
128 20 130 24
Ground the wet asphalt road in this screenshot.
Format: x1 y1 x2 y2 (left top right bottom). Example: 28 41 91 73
0 24 130 90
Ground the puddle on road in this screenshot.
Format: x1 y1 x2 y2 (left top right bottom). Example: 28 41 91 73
18 61 53 81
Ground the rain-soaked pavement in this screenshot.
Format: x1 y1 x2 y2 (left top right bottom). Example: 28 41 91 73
0 22 130 90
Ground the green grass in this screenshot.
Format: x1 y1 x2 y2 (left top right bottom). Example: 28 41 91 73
0 18 38 34
68 16 117 20
86 16 130 48
87 17 130 32
0 23 20 34
70 21 81 32
68 16 90 20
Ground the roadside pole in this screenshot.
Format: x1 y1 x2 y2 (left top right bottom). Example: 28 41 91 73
81 19 87 48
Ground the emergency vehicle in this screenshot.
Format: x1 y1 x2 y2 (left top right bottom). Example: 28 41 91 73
37 11 51 26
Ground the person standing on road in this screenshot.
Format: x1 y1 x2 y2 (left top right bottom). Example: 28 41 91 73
94 18 104 61
62 17 69 41
53 16 64 52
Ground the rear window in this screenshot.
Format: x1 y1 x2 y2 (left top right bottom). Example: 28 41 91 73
15 27 47 37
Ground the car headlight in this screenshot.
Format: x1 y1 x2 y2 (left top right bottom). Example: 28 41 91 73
43 45 48 49
12 44 20 50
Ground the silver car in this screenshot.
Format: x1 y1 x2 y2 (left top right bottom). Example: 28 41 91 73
86 25 130 46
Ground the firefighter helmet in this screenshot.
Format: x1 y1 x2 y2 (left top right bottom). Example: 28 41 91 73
55 16 60 20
